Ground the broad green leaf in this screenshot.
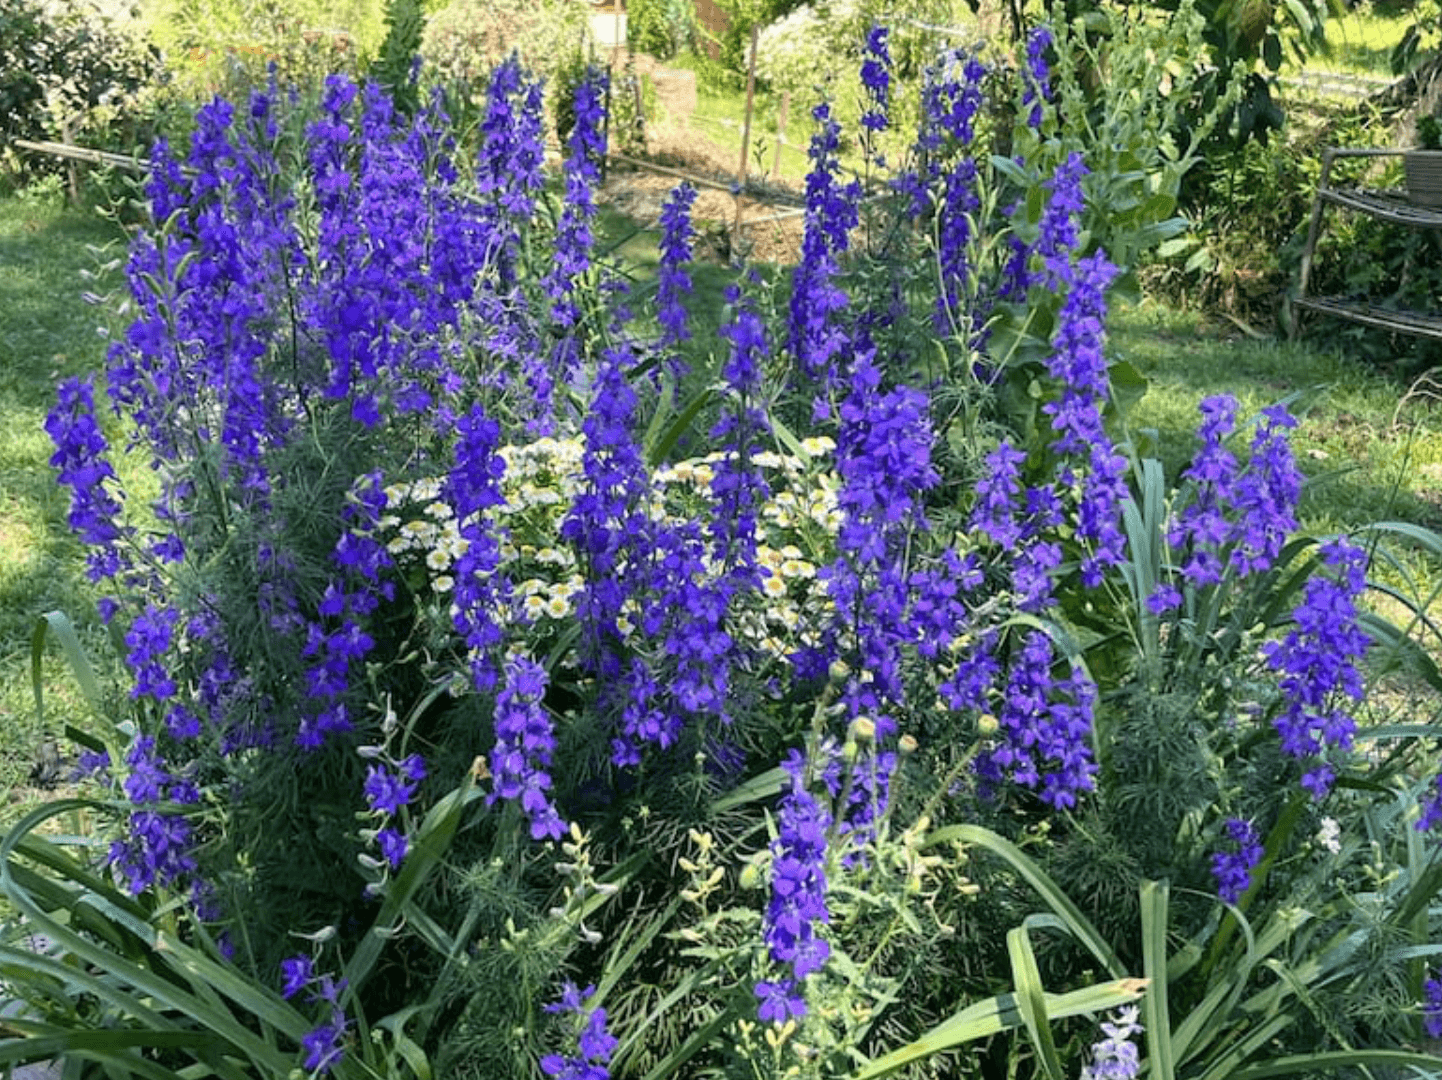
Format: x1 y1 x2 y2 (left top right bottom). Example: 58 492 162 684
1007 926 1064 1080
923 825 1125 978
851 979 1148 1080
1140 881 1175 1080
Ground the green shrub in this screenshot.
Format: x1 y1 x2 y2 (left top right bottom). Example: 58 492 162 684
0 0 166 182
627 0 693 59
421 0 588 89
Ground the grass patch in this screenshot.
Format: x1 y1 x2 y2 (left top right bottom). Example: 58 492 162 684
1314 2 1414 77
0 185 128 799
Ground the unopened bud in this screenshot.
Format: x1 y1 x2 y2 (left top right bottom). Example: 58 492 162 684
899 734 918 757
977 713 999 736
849 716 876 744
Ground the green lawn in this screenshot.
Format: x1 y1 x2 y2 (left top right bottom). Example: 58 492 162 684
0 183 130 798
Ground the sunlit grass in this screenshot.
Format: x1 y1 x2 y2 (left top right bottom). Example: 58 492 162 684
0 184 134 798
1307 1 1414 76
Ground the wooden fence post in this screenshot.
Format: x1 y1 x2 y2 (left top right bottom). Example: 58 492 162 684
771 91 789 182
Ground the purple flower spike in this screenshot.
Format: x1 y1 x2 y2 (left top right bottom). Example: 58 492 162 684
542 983 617 1080
1211 817 1263 905
1424 970 1442 1039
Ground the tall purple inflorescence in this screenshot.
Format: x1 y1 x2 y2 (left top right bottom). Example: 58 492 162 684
1211 817 1264 904
860 25 892 136
789 102 859 391
655 182 699 387
489 654 567 841
758 746 837 1022
542 983 618 1080
1263 538 1369 799
1021 25 1055 129
47 379 131 585
537 65 609 426
1160 396 1303 604
447 404 510 693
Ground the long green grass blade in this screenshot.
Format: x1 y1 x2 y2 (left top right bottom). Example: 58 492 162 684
31 611 106 727
1195 1013 1293 1080
0 800 308 1078
1139 880 1174 1080
851 979 1148 1080
923 824 1125 977
1007 926 1065 1080
1229 1049 1442 1079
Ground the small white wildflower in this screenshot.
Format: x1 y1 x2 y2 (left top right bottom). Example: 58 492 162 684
1317 817 1342 854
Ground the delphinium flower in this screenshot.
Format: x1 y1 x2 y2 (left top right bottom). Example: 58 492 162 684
362 752 426 869
895 48 986 220
860 24 892 137
1154 397 1305 614
1211 817 1264 904
1423 970 1442 1039
824 348 939 714
479 56 547 224
1046 249 1128 587
1020 25 1055 129
1036 151 1087 261
296 473 396 749
560 340 662 767
46 378 130 584
710 283 773 584
537 65 609 421
488 652 567 842
108 735 200 896
447 404 511 693
1165 394 1241 591
758 745 837 1022
973 630 1097 809
1078 1004 1143 1080
1226 404 1303 576
1262 538 1369 798
475 56 546 279
655 181 698 387
279 955 349 1075
788 102 860 391
106 93 296 516
542 982 618 1080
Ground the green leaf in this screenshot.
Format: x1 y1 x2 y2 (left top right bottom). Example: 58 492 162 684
1140 881 1175 1080
1231 1049 1442 1079
851 979 1148 1080
921 825 1125 978
1007 926 1065 1080
31 610 106 729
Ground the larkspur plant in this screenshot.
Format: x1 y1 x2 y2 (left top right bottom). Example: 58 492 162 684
17 20 1442 1080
